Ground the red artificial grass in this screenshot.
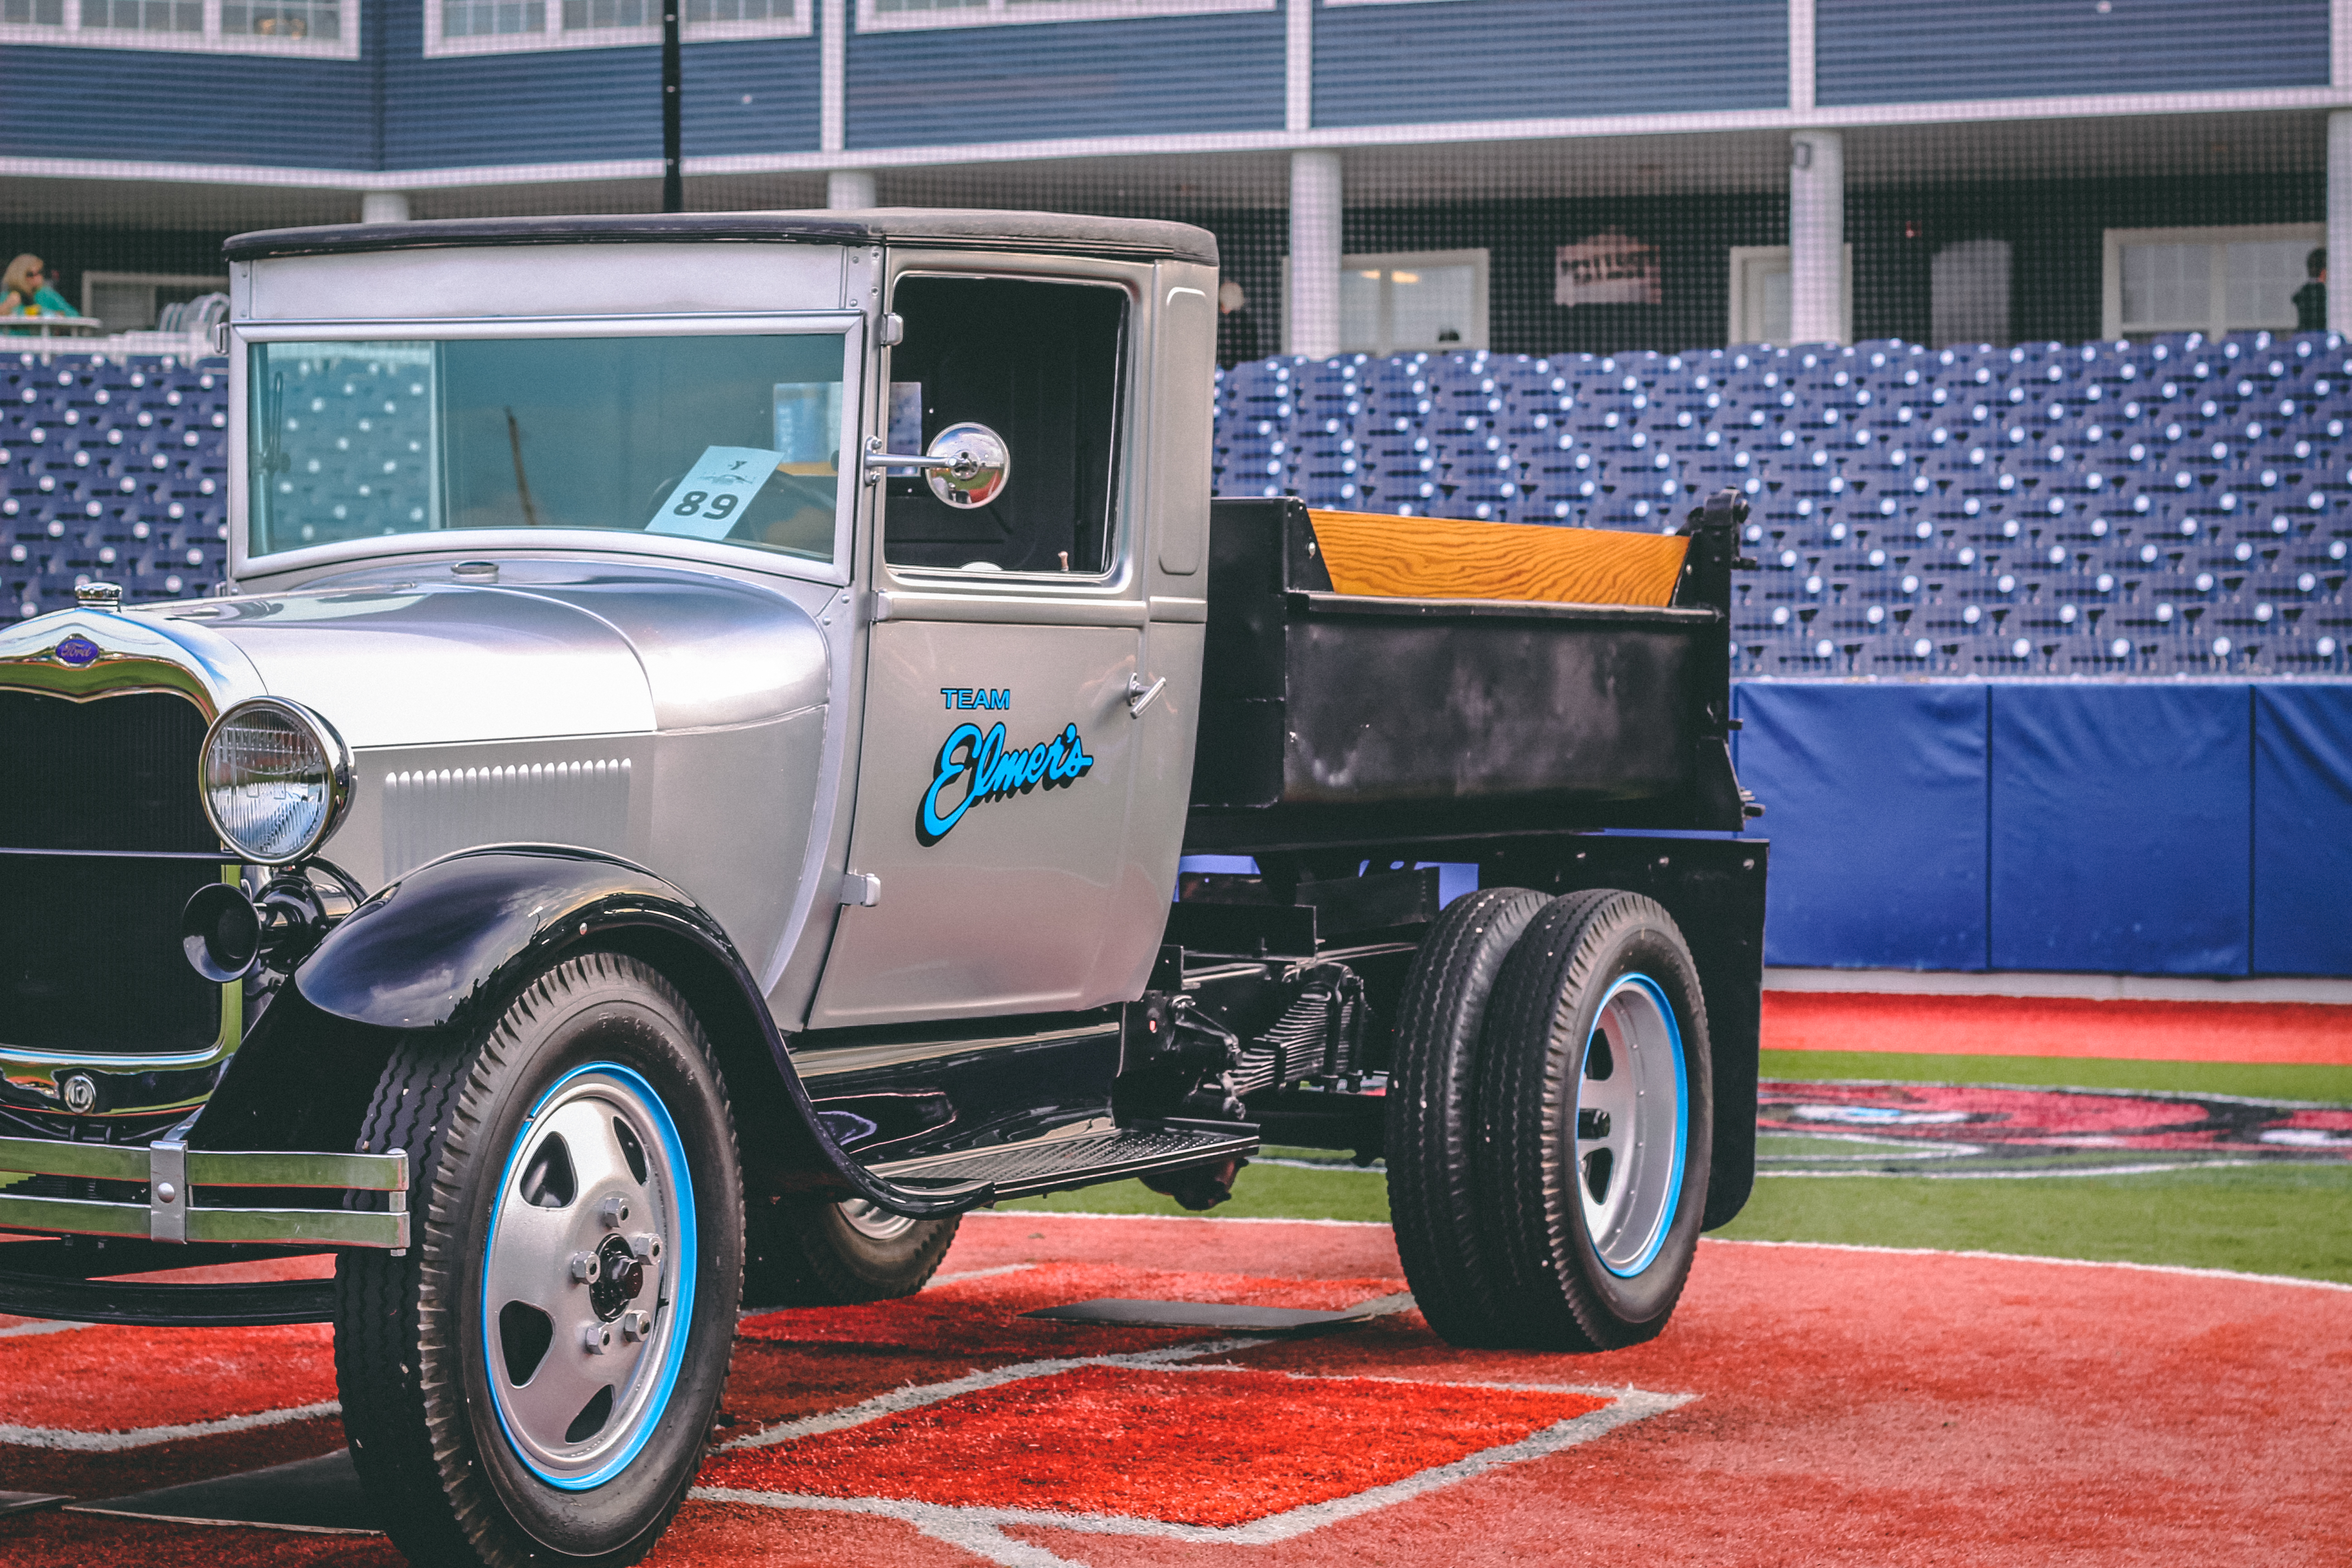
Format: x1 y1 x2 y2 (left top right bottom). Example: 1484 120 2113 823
1763 989 2352 1063
0 1323 333 1433
703 1363 1608 1528
0 1511 402 1567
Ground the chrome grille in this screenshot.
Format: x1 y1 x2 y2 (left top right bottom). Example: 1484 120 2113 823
0 689 225 1057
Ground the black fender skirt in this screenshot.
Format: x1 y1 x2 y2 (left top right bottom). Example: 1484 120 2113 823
294 846 989 1220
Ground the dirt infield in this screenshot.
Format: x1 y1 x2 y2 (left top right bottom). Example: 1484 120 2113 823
2 1212 2346 1566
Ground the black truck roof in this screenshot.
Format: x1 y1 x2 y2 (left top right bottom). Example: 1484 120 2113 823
223 208 1219 268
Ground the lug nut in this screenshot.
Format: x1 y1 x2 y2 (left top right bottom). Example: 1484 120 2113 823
629 1233 662 1262
620 1309 651 1342
570 1251 601 1283
597 1196 631 1230
582 1323 611 1355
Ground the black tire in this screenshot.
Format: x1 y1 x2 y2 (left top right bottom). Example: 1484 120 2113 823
1384 885 1552 1348
334 952 745 1568
1476 890 1713 1352
744 1196 959 1307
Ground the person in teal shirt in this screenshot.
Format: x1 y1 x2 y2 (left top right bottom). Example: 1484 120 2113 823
3 254 79 324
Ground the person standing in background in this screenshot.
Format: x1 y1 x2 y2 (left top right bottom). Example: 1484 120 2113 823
2 255 80 325
2295 248 2327 331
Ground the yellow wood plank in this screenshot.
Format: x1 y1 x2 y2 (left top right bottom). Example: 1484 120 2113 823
1306 510 1689 608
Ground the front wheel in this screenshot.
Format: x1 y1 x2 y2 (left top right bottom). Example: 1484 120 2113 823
1476 890 1713 1352
335 952 745 1568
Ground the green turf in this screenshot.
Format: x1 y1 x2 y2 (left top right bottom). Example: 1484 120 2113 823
1002 1056 2352 1284
1715 1162 2352 1284
1760 1049 2352 1105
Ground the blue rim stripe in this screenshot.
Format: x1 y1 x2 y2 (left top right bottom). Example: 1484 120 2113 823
480 1060 699 1492
1586 972 1688 1279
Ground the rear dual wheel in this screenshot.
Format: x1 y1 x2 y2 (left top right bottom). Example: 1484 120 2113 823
335 953 744 1568
1388 887 1712 1352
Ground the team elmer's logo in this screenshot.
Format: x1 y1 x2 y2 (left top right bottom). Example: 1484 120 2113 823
917 719 1094 845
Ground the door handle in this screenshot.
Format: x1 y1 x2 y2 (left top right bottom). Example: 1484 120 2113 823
1127 674 1167 717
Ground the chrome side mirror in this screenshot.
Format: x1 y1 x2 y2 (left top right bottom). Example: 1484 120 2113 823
861 421 1011 510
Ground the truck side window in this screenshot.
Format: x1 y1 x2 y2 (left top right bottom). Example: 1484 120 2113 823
882 276 1124 575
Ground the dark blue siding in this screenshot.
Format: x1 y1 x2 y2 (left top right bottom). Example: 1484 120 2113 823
1818 0 2328 106
846 9 1283 149
0 43 377 168
1313 0 1786 128
1733 683 1990 972
1986 684 2252 977
381 0 818 170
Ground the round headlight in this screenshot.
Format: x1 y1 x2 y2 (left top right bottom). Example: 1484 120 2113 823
201 697 354 865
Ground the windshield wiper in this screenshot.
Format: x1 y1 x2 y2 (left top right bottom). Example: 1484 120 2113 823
505 406 544 528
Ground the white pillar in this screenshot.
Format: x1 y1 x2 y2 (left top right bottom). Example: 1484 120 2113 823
2329 111 2352 334
828 170 877 210
1289 149 1342 359
360 191 411 224
819 0 846 153
1285 0 1312 133
1788 129 1843 345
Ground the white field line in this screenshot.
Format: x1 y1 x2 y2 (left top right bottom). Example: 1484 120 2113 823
693 1388 1693 1567
927 1263 1041 1287
64 1506 378 1537
1757 1157 2293 1180
717 1337 1269 1451
0 1319 89 1340
1705 1237 2352 1293
0 1399 342 1452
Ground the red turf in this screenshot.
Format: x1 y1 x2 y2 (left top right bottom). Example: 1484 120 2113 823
0 1323 333 1433
1763 989 2352 1063
706 1364 1609 1528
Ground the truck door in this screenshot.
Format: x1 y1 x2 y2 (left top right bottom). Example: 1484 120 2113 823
807 269 1151 1029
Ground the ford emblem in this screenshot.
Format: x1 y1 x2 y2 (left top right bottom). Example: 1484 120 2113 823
54 635 101 668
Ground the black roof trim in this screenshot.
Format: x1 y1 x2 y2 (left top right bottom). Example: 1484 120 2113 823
223 209 1219 268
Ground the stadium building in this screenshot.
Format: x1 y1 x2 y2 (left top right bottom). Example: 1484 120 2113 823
4 0 2351 982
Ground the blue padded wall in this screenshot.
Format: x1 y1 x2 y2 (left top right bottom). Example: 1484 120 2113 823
1734 682 1988 971
1988 684 2251 975
2253 685 2352 976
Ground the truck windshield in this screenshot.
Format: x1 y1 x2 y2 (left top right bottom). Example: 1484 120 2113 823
246 332 849 564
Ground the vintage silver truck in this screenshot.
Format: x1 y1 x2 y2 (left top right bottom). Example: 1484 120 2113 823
0 211 1766 1568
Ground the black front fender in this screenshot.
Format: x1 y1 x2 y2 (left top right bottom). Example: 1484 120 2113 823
292 847 985 1220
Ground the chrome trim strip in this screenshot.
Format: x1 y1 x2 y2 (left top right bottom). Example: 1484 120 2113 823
790 1022 1120 1081
0 1138 412 1248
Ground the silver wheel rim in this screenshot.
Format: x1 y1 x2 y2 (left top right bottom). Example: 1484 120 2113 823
481 1062 697 1490
1571 974 1689 1279
837 1198 919 1244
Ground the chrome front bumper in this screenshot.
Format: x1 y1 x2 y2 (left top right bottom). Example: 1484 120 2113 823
0 1134 408 1250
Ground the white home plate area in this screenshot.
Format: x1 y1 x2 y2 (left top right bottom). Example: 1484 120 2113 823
0 1212 2347 1567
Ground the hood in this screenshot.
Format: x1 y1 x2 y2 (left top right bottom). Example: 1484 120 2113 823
0 562 828 750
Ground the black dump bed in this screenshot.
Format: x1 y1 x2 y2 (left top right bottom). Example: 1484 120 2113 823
1183 497 1751 857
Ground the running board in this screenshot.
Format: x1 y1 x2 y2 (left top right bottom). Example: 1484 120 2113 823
872 1123 1259 1202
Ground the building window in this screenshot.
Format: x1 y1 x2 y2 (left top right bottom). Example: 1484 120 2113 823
1282 249 1487 356
2103 225 2326 339
858 0 1272 33
426 0 805 54
1725 245 1852 347
0 0 358 52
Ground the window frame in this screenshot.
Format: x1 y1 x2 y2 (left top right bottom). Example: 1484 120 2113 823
230 311 866 590
2101 223 2326 341
854 0 1269 35
422 0 806 58
1725 244 1852 347
876 268 1134 587
80 270 230 330
0 0 358 58
1284 247 1490 357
